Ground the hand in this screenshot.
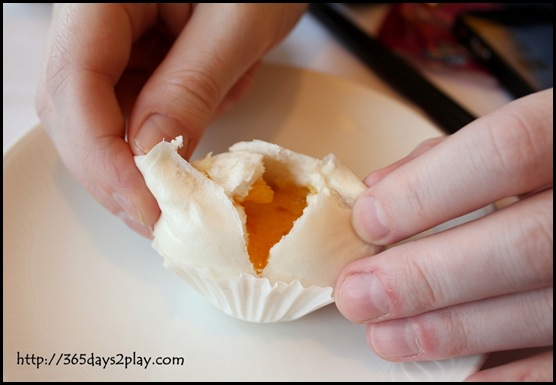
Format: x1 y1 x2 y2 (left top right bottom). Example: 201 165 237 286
336 88 553 381
36 3 306 238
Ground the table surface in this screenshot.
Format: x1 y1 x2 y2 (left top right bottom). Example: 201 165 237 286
3 3 514 153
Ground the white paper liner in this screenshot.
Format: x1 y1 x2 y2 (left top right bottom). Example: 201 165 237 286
163 258 334 323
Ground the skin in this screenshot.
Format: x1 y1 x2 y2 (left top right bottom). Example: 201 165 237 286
37 3 552 382
336 88 553 381
36 3 307 238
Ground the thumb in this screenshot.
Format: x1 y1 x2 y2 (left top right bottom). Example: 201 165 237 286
128 4 306 159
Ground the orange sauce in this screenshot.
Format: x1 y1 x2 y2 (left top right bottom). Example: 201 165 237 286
241 178 308 273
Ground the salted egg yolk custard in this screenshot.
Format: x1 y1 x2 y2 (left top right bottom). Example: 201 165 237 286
241 177 308 273
135 137 381 289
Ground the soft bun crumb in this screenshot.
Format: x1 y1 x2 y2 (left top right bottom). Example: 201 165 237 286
135 137 382 288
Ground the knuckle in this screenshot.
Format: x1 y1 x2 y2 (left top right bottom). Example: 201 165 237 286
66 138 139 216
407 183 429 225
395 175 432 235
92 139 135 191
400 255 444 312
35 52 70 127
438 308 471 356
161 68 223 117
540 289 553 338
529 288 553 343
511 192 553 286
483 109 552 184
414 308 471 357
46 12 78 95
520 221 553 283
36 22 78 126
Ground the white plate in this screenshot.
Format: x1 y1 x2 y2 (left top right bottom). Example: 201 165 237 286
3 63 486 381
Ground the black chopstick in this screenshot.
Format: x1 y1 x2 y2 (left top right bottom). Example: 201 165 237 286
308 4 477 135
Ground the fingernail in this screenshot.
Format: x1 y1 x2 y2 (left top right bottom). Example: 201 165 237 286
113 192 144 225
117 211 154 239
370 319 422 359
353 195 390 243
338 273 389 322
135 114 188 157
363 170 386 187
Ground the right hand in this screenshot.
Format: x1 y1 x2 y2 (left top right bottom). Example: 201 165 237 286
336 88 553 381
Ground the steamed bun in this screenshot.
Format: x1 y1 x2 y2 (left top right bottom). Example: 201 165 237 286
135 137 381 289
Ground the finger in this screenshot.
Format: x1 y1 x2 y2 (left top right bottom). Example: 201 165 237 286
336 188 552 323
466 350 553 382
36 4 162 235
366 287 552 361
363 136 446 187
213 60 262 119
127 3 306 159
352 88 553 245
480 346 552 370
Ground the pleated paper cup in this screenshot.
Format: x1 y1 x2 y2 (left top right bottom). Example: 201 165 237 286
163 258 334 323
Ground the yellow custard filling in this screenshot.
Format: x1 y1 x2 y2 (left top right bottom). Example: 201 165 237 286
241 178 308 273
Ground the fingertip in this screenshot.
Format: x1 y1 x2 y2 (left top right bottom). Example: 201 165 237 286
90 139 161 235
335 271 390 323
87 176 158 240
363 170 388 187
352 192 390 245
362 136 446 187
133 113 190 158
113 186 159 239
117 211 154 239
367 319 423 360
